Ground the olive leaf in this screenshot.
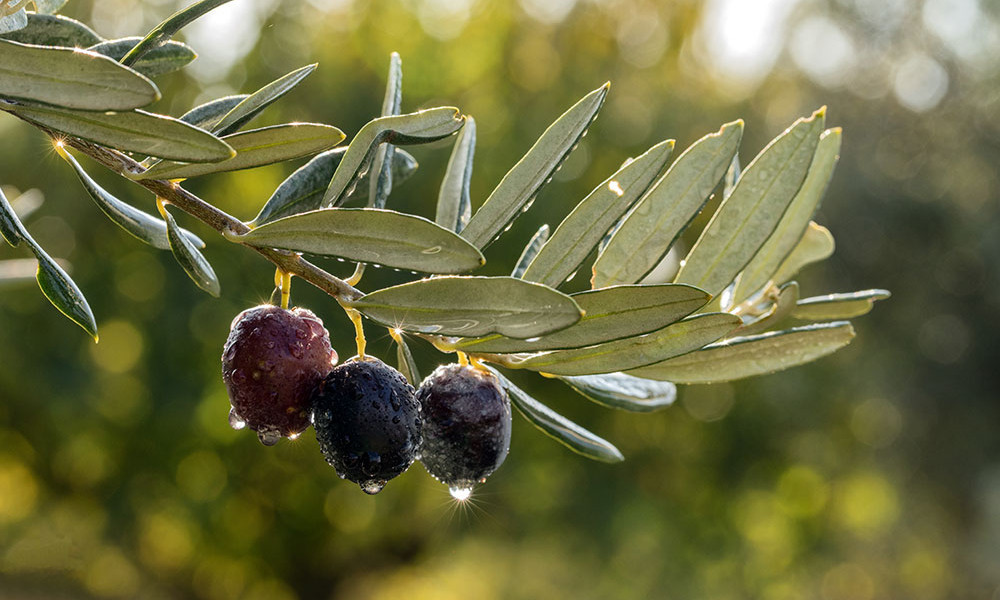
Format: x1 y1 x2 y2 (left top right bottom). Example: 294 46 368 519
592 120 743 288
522 138 675 288
161 203 220 297
368 52 402 209
233 208 484 274
0 7 25 34
0 39 159 110
460 83 609 249
88 37 196 78
179 94 248 130
212 64 318 136
560 373 676 413
33 0 67 14
511 224 549 278
0 12 102 46
435 115 476 232
121 0 236 67
488 366 624 463
732 281 799 337
628 321 855 384
771 221 835 285
723 152 741 200
394 333 421 386
348 276 582 339
791 289 891 321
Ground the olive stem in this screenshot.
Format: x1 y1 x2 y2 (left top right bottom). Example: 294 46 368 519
342 304 367 358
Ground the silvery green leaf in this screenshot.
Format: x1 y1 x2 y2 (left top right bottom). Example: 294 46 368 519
560 373 676 413
731 128 841 305
394 334 420 386
0 12 101 46
435 115 476 232
121 0 235 67
322 107 465 207
0 8 25 33
515 312 740 376
592 120 743 288
460 84 608 249
134 123 344 180
771 221 834 284
250 147 418 226
349 276 582 339
162 204 220 297
58 147 204 249
522 138 675 288
723 152 740 200
32 0 67 14
511 224 549 278
791 289 891 320
488 366 624 463
179 94 248 130
628 321 855 384
675 108 826 298
732 281 799 337
447 283 708 354
88 37 196 78
0 185 26 245
234 208 484 274
212 64 317 135
7 104 235 162
368 52 402 209
0 39 159 110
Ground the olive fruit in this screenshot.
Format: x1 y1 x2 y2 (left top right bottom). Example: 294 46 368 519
416 364 512 496
312 357 422 494
222 305 337 445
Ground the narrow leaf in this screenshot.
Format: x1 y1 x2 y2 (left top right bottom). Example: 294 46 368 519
0 185 27 245
368 52 402 209
460 83 609 249
0 39 159 110
447 283 709 354
560 373 676 413
732 281 799 337
675 108 826 297
731 128 841 304
0 8 26 34
349 276 583 339
322 107 465 207
88 37 196 78
394 334 421 386
523 138 675 287
179 94 248 130
121 0 235 67
212 64 317 135
515 312 741 376
723 152 740 200
8 104 235 162
792 289 891 320
629 321 855 384
435 115 476 232
771 221 834 285
0 12 102 46
592 120 744 288
134 123 345 180
162 203 220 297
511 224 549 278
488 366 624 463
234 208 484 274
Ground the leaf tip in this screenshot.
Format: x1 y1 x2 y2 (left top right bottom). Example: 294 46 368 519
813 105 828 119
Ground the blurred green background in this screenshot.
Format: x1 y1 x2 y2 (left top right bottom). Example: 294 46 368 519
2 0 999 598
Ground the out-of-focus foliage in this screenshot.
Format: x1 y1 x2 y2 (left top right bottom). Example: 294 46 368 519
1 0 997 598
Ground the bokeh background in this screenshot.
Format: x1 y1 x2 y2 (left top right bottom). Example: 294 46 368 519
2 0 999 598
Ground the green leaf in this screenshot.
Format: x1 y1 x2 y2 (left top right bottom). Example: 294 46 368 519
179 94 248 130
771 221 834 285
732 281 799 337
0 12 102 46
162 203 220 297
523 138 675 288
0 39 159 110
368 52 402 209
134 123 345 180
628 321 855 384
560 373 676 413
394 334 421 386
58 147 205 249
731 128 841 305
7 104 235 162
250 146 418 226
0 185 25 246
212 64 317 135
723 152 740 200
791 289 891 321
447 283 709 354
32 0 67 13
592 120 743 288
322 107 465 207
234 208 484 274
435 115 476 232
460 83 609 249
349 276 582 338
88 37 196 78
511 224 549 278
0 8 26 34
488 366 624 463
515 312 740 376
121 0 235 67
675 108 826 298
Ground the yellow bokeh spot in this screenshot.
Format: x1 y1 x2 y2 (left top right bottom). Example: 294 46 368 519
139 511 196 572
835 472 899 538
821 562 876 600
324 486 376 533
83 547 142 598
0 454 39 523
176 450 227 502
777 465 829 518
89 320 144 373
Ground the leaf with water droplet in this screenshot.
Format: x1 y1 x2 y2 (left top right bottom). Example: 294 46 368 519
487 366 623 463
511 224 549 278
460 84 608 249
162 203 220 297
628 321 855 384
522 138 674 288
0 12 102 47
675 108 826 298
368 52 402 209
791 289 890 321
212 63 317 135
559 372 676 413
435 115 476 232
88 37 196 78
350 276 582 339
592 120 743 288
771 221 835 285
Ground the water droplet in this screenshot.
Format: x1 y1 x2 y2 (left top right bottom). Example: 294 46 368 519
361 480 385 495
228 408 246 430
391 400 401 412
257 429 281 446
392 415 400 424
449 486 473 501
295 328 308 339
265 340 275 349
565 270 578 283
422 245 442 254
524 336 541 343
288 432 300 440
232 369 247 384
289 342 305 359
